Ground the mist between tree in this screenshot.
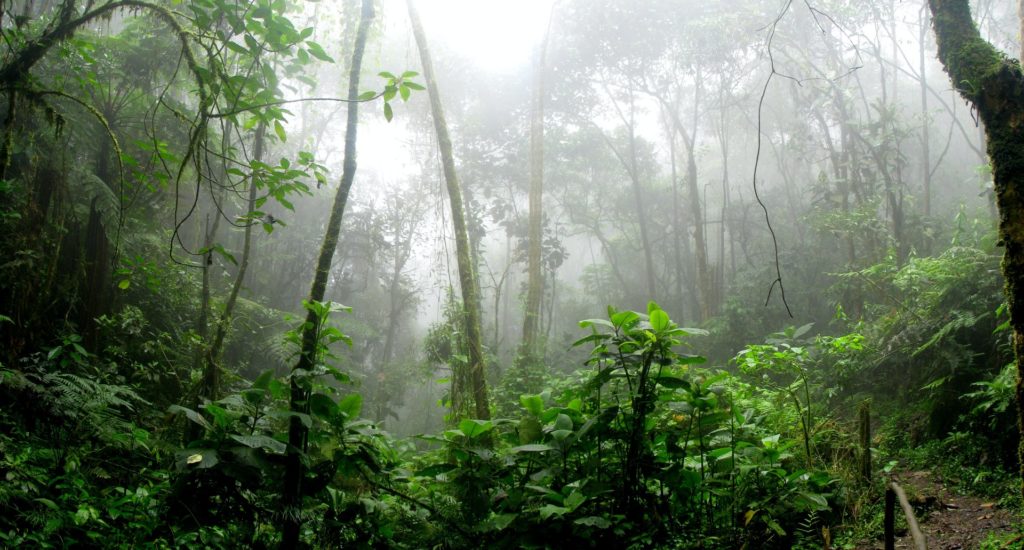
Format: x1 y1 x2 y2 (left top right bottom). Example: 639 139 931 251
0 0 1021 548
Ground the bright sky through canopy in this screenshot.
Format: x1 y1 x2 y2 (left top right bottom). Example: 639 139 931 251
416 0 556 73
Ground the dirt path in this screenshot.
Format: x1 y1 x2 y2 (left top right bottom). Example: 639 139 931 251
859 471 1018 549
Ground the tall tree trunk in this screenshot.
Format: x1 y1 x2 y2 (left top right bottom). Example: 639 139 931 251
192 213 217 389
281 1 373 547
597 82 657 304
81 197 111 349
919 6 933 218
690 73 711 319
407 0 490 421
663 106 686 320
380 194 420 367
681 126 710 321
521 11 553 359
201 123 266 403
187 213 218 442
655 84 710 320
715 84 730 315
627 102 659 303
928 0 1024 498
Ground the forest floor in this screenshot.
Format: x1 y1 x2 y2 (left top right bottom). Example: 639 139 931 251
857 471 1019 549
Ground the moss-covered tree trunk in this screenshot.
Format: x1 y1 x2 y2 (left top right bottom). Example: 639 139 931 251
407 0 491 421
928 0 1024 497
521 30 548 360
280 1 374 547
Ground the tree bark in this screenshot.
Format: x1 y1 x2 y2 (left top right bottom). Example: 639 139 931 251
521 11 553 359
592 85 658 304
919 6 933 218
662 105 687 320
202 123 266 403
654 85 711 320
281 1 374 547
380 192 422 367
407 0 490 421
1020 0 1024 64
627 103 659 304
928 0 1024 499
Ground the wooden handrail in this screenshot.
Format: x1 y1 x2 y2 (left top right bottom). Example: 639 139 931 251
884 481 927 550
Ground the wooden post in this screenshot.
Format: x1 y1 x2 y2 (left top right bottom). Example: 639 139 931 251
884 485 895 550
859 400 872 483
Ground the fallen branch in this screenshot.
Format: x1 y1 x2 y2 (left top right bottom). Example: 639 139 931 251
885 481 927 550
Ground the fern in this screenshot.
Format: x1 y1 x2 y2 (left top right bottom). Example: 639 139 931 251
68 172 120 240
41 372 145 443
264 333 298 369
796 509 819 536
913 309 987 357
3 366 147 446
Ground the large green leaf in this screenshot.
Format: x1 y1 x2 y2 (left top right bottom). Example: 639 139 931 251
230 434 286 454
519 415 542 444
306 41 334 62
655 375 691 389
309 392 338 420
253 369 275 390
538 504 568 519
575 516 611 528
168 405 211 432
510 444 554 453
337 393 362 420
415 463 456 477
649 308 670 332
520 394 544 416
458 419 493 439
176 449 218 469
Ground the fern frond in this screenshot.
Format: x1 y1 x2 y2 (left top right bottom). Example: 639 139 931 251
68 172 120 239
265 333 298 368
38 372 146 444
913 310 987 357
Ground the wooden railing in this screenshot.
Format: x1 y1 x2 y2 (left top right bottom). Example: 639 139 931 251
884 480 927 550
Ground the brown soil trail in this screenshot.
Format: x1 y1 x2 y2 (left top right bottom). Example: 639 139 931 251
859 471 1018 549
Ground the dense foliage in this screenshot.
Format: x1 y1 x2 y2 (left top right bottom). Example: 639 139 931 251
1 0 1022 548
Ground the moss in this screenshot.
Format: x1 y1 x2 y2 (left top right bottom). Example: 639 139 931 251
953 43 1004 98
859 400 872 484
930 0 1024 501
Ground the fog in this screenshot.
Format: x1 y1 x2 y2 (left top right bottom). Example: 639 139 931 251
6 0 1024 545
165 0 1015 433
5 0 1019 431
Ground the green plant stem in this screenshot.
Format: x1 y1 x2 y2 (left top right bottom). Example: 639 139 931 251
281 1 374 547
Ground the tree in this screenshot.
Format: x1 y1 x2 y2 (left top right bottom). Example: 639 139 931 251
928 0 1024 496
281 1 374 546
407 0 491 421
188 123 267 443
521 7 555 359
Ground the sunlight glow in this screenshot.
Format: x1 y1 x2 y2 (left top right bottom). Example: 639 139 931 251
416 0 555 73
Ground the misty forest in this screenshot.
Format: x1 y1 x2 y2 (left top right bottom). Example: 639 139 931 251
5 0 1024 548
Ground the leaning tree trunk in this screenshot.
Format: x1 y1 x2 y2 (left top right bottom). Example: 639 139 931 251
407 0 491 421
281 1 374 547
928 0 1024 498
